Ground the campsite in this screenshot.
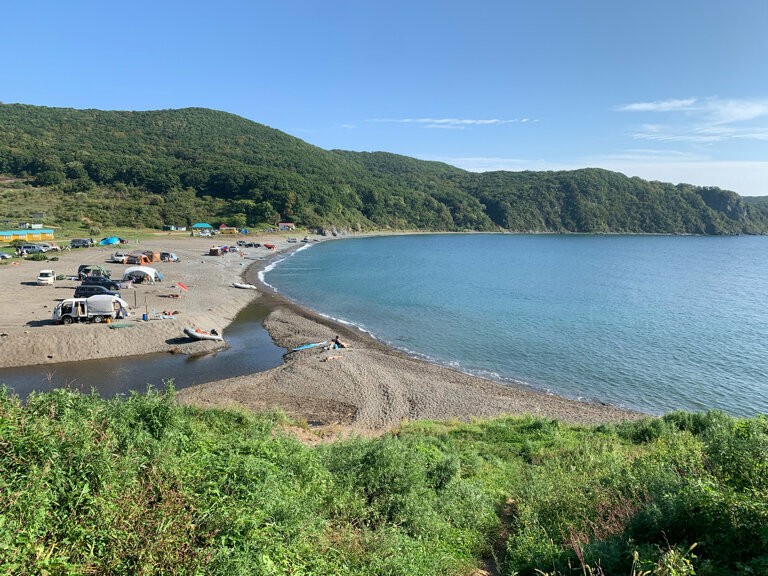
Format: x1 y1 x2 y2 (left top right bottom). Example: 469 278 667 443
0 232 296 368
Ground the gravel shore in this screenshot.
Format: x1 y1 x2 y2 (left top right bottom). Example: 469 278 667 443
0 232 645 429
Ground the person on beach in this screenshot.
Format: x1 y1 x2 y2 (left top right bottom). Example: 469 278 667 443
331 335 347 349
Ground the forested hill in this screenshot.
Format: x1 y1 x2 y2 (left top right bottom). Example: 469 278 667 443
1 103 766 234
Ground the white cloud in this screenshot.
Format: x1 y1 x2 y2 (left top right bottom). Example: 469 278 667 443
617 97 768 143
616 98 698 112
367 117 535 127
707 100 768 124
632 131 723 143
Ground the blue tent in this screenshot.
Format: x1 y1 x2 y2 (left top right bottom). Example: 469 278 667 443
99 237 120 245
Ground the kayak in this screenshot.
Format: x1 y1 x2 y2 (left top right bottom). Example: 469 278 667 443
292 341 327 351
232 282 257 289
184 327 224 341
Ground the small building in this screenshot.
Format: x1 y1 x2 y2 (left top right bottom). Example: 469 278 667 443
0 229 55 242
278 222 296 231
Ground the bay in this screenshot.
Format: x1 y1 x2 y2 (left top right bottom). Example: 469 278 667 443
264 234 768 417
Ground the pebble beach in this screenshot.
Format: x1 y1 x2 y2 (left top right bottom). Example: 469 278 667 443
0 232 644 429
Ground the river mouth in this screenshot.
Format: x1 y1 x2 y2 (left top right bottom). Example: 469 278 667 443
0 301 286 400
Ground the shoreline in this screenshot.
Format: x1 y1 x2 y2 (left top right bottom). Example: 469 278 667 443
177 238 646 428
0 232 647 429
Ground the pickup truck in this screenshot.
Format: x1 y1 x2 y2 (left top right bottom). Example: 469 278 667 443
52 295 129 324
110 251 129 263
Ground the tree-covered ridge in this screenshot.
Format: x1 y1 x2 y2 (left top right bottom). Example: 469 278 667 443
468 169 768 234
1 103 766 234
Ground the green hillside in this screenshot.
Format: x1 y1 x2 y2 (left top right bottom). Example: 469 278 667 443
1 103 766 234
2 387 767 575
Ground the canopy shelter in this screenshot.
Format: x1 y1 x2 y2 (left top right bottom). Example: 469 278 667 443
122 266 163 284
191 223 213 229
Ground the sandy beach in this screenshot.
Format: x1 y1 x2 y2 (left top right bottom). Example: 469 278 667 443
0 232 644 428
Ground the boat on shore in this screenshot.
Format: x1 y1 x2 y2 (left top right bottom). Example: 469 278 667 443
232 282 257 289
184 327 224 341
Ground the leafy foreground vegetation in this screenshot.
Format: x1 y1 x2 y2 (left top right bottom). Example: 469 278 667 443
2 103 767 234
1 387 767 575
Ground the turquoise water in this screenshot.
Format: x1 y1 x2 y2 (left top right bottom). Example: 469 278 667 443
264 234 768 417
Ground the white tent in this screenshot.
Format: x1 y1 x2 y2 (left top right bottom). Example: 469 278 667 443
122 266 162 283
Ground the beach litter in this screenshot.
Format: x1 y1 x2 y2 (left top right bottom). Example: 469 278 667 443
321 355 344 362
152 308 176 320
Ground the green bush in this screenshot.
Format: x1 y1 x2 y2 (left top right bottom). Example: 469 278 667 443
0 389 766 575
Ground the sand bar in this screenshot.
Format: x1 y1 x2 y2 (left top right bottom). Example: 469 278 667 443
0 232 645 428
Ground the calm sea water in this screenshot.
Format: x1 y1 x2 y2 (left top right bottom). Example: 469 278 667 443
264 234 768 417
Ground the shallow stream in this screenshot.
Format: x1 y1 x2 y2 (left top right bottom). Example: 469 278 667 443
0 302 286 399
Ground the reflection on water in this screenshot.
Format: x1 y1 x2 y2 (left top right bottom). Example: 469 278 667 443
0 302 286 399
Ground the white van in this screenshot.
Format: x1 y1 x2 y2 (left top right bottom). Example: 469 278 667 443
52 295 129 324
37 269 55 285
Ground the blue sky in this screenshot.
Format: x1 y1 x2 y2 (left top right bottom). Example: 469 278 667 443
2 0 767 195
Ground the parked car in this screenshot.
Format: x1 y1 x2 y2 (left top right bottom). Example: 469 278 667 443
20 243 48 254
70 238 94 248
110 251 129 264
0 253 11 260
37 269 55 285
160 252 179 262
77 265 111 279
82 275 122 290
38 243 60 252
236 240 248 247
74 284 120 299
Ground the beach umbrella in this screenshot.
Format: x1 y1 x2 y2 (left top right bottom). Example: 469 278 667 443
176 282 188 298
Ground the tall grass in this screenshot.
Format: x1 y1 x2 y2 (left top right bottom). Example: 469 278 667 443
0 386 766 575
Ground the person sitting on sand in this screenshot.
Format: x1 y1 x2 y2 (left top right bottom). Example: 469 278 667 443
331 335 347 349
